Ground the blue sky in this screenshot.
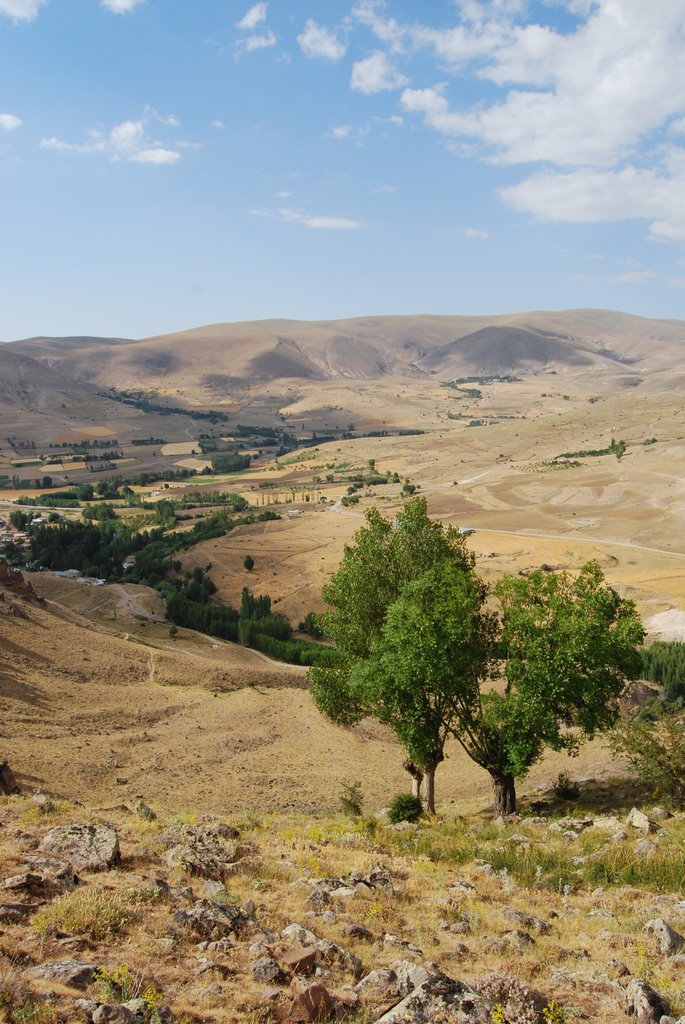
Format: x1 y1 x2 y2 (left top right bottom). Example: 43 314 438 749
2 0 685 339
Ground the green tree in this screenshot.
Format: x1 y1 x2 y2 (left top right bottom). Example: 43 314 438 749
244 554 255 572
310 498 475 808
611 705 685 807
347 560 494 811
477 562 645 815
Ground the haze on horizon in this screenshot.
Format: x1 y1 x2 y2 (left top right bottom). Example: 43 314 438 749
2 0 685 341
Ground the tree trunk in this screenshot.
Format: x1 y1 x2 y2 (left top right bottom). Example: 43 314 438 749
424 763 437 815
491 772 516 817
404 761 423 801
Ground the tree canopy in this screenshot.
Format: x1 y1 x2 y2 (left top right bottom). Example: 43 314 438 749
311 499 646 815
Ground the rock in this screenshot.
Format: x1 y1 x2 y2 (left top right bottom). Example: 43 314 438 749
604 958 631 979
28 960 97 989
162 824 239 880
370 970 490 1024
39 824 120 871
74 999 99 1018
316 939 362 979
281 924 319 947
643 919 685 955
286 981 334 1023
503 929 535 951
393 960 431 995
650 806 673 821
252 958 290 985
172 898 250 940
0 902 37 923
306 889 332 909
282 947 317 975
634 839 659 858
624 978 668 1023
342 923 373 940
503 909 551 935
627 808 656 834
383 934 423 958
92 1006 136 1024
135 802 156 821
0 761 20 795
329 886 357 901
24 855 79 892
355 968 399 1001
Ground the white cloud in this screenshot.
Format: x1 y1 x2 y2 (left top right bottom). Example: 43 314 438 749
352 1 406 53
463 227 489 240
130 147 180 164
0 113 22 130
298 19 346 61
211 120 225 129
236 30 276 54
236 2 267 30
351 51 408 94
402 1 685 169
278 208 362 230
500 156 685 241
0 0 46 21
40 117 182 166
101 0 144 12
328 124 353 139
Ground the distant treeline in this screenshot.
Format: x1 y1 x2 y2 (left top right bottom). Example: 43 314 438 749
102 389 230 422
641 641 685 704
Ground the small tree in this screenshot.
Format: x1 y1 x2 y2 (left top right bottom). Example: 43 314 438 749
244 555 254 572
310 499 476 809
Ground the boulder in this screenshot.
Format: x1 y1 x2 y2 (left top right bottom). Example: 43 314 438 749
172 898 250 941
282 947 317 975
92 1006 136 1024
252 958 290 985
634 839 659 859
503 908 551 935
162 824 239 880
39 824 120 871
627 808 656 834
624 978 668 1023
28 960 97 989
643 919 685 956
371 970 490 1024
0 761 20 795
286 981 335 1023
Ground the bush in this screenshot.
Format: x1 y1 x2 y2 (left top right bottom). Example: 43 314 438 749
33 889 136 940
611 705 685 807
552 771 581 801
339 780 364 817
244 554 254 571
387 792 423 824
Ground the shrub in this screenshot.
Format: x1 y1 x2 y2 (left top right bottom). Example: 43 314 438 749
552 771 581 801
611 706 685 807
33 889 136 940
387 793 423 824
339 780 364 817
244 554 254 571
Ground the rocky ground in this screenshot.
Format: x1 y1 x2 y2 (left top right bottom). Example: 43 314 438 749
1 792 685 1024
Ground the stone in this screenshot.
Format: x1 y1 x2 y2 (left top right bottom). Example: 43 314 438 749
282 947 317 975
0 760 20 795
643 919 685 955
355 968 398 1000
281 924 319 947
39 824 120 871
92 1006 136 1024
503 929 535 951
74 999 99 1018
342 923 373 940
604 958 631 979
287 981 334 1023
370 970 490 1024
624 978 668 1023
503 909 551 935
0 902 36 923
28 960 97 989
634 839 659 858
162 824 239 880
393 960 431 995
24 855 79 891
252 958 289 985
627 808 655 834
172 898 250 940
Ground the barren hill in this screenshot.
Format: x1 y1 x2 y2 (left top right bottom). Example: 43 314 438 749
7 310 685 394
